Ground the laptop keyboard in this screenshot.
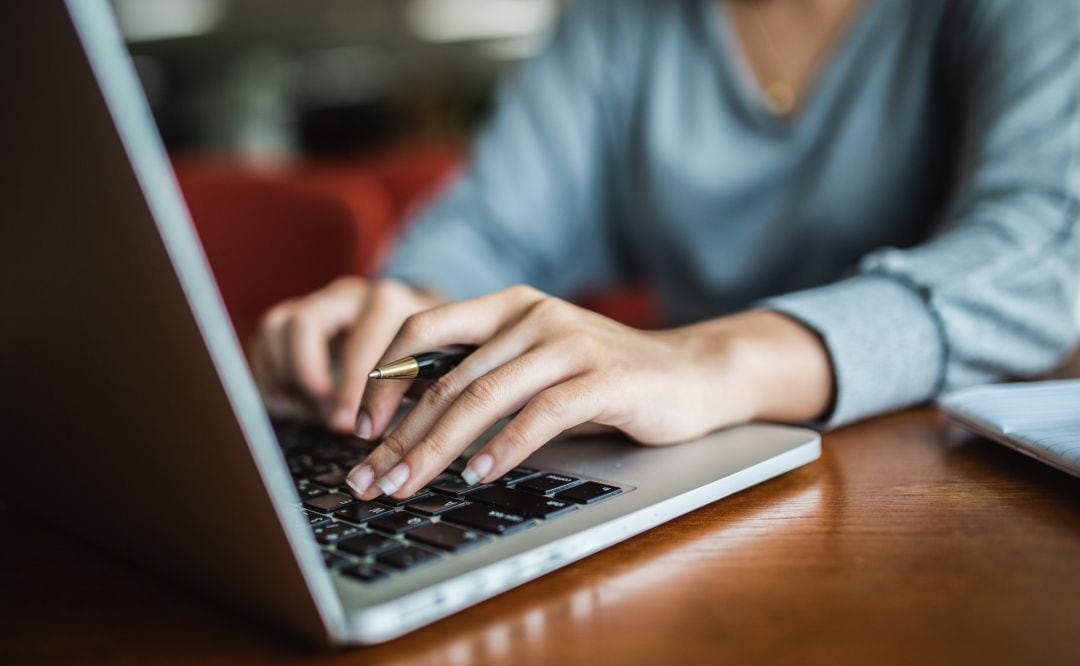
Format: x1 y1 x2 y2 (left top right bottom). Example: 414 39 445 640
273 418 624 585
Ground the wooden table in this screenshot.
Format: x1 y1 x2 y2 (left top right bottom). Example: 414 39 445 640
3 406 1079 665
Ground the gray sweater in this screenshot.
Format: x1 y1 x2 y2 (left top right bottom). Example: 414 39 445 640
385 0 1080 428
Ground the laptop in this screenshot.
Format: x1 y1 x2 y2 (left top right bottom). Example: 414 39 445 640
0 0 820 646
940 380 1080 480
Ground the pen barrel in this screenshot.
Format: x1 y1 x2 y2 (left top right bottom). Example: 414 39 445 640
414 355 466 378
413 346 476 379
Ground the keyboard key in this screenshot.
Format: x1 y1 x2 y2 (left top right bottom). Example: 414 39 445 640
287 457 307 475
368 511 431 535
295 461 336 479
302 492 357 514
517 473 580 495
337 532 402 558
282 420 326 446
471 485 577 519
335 500 394 524
407 522 489 553
496 467 541 485
404 495 466 516
430 476 490 497
444 503 535 535
312 441 368 465
312 469 349 488
377 545 440 571
373 490 431 507
273 419 308 450
322 549 353 570
295 483 328 501
555 481 622 504
301 509 332 527
340 564 388 582
313 522 363 545
309 445 344 463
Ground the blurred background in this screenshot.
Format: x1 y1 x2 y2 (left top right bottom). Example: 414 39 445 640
106 0 652 344
111 0 560 158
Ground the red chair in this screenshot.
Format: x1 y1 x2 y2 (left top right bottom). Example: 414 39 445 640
173 157 393 343
174 146 658 345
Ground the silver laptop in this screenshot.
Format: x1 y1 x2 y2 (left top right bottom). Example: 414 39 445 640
0 0 820 646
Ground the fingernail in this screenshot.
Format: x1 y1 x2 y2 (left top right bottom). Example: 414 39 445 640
461 453 493 485
375 462 410 496
355 411 373 439
345 465 373 496
333 407 354 431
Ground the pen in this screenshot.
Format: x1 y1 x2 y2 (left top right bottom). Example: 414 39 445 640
368 345 477 380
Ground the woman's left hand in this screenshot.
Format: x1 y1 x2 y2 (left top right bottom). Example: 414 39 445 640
344 284 833 500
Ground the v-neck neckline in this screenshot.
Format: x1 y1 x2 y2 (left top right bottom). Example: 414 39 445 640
704 0 883 133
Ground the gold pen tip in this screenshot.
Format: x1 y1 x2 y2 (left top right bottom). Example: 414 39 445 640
368 369 382 379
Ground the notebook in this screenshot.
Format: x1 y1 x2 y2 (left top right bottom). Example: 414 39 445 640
939 379 1080 479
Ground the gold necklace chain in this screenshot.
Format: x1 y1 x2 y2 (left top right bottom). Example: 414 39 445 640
745 0 859 116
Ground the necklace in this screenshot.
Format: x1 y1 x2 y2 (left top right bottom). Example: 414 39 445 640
745 0 859 116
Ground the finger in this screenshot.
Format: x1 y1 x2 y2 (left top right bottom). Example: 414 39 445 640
347 319 539 497
251 302 295 394
363 344 580 499
250 308 322 418
462 376 603 484
359 285 543 440
332 281 422 433
284 311 334 408
282 287 366 414
251 334 283 405
251 335 300 417
263 313 321 414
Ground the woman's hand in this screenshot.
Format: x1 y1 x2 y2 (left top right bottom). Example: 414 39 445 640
344 284 834 500
251 277 442 432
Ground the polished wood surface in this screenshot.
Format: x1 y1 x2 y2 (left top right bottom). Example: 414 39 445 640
3 406 1080 665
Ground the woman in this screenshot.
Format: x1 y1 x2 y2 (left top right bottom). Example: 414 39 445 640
254 0 1080 501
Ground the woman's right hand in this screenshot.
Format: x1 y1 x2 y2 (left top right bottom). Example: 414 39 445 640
251 276 443 433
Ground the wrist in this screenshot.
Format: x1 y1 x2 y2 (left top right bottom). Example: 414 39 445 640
659 309 835 426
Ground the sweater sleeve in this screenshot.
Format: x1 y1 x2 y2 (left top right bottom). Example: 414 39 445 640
765 0 1080 429
382 0 626 300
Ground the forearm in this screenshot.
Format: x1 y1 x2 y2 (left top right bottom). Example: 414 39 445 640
660 309 835 428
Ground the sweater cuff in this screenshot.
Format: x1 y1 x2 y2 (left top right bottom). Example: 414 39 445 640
761 275 946 429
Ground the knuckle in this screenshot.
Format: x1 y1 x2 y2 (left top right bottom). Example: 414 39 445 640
376 278 410 298
283 319 314 353
522 298 551 324
531 394 567 424
399 312 431 341
590 366 618 386
496 421 532 455
525 294 569 325
416 430 454 460
424 374 461 409
560 329 594 350
380 434 410 459
288 308 317 334
375 279 429 315
506 283 543 304
368 280 397 304
329 275 363 292
259 302 292 332
462 376 500 409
